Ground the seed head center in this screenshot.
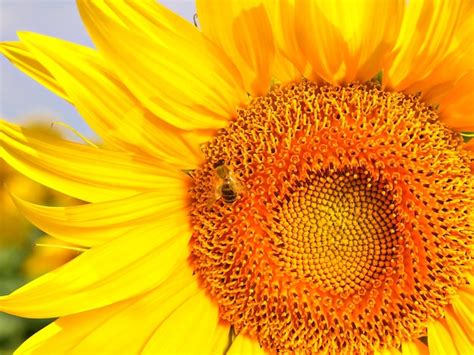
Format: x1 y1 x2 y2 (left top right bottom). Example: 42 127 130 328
270 168 398 295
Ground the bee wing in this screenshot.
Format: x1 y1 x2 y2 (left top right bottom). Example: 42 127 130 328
232 178 248 194
206 178 222 207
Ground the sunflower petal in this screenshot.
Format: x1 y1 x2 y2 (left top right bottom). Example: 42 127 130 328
296 0 404 84
402 338 429 355
1 120 184 203
0 220 190 318
11 188 187 247
265 0 307 82
444 304 473 355
14 266 200 354
428 318 457 355
451 286 474 344
206 321 233 355
15 300 134 354
0 41 70 103
143 283 229 354
435 71 474 131
77 0 246 131
386 0 470 92
227 334 266 355
401 2 473 131
402 7 474 100
197 0 275 96
13 32 202 168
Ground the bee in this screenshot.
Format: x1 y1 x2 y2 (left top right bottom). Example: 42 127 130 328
211 159 243 204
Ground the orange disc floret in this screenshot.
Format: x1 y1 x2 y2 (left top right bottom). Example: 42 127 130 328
189 81 473 354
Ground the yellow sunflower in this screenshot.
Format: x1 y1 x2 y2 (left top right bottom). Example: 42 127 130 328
1 0 473 354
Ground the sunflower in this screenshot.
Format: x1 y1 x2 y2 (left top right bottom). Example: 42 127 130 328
1 0 473 354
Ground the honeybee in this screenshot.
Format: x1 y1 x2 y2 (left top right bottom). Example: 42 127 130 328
211 159 244 204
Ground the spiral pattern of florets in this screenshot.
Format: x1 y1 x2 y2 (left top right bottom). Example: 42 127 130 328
189 81 473 354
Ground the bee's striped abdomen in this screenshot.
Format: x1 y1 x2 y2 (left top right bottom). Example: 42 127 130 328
221 182 237 203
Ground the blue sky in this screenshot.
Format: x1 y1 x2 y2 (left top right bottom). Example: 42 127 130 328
0 0 196 139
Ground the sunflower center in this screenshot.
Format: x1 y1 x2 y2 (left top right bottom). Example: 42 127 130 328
270 167 398 294
189 81 472 353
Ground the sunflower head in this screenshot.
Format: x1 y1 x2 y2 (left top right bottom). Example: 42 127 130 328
189 80 472 352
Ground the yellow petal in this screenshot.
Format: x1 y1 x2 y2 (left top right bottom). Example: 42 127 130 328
296 0 404 84
403 7 473 98
15 265 202 354
11 188 187 248
77 0 246 131
206 322 233 355
451 286 474 344
15 300 135 354
0 220 190 318
1 120 184 203
143 282 229 354
428 318 458 355
386 0 469 91
11 33 202 168
400 2 474 132
264 0 307 82
444 304 473 355
197 0 275 96
0 41 70 104
227 334 266 355
435 71 474 131
402 338 429 355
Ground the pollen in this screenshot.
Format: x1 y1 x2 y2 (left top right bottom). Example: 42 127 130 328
188 81 473 353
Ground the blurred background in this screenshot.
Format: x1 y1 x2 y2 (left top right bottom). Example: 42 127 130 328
0 1 196 352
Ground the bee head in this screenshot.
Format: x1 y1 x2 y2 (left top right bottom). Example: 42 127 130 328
213 159 225 169
213 159 230 179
